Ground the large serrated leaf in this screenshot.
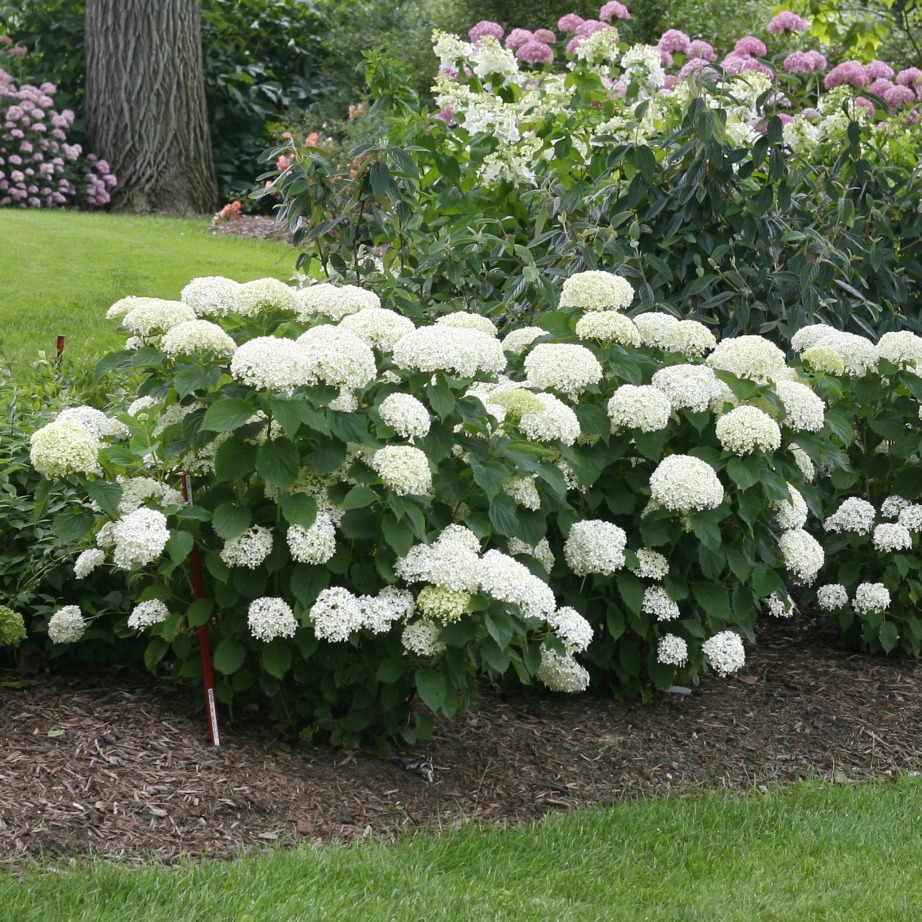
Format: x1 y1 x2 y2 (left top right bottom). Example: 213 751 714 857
415 668 447 711
85 479 123 519
201 398 255 433
279 492 317 529
261 642 293 679
211 502 252 540
213 637 247 675
256 438 299 489
213 438 258 482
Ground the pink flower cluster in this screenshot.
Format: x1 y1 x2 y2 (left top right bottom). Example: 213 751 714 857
0 66 116 208
766 11 810 34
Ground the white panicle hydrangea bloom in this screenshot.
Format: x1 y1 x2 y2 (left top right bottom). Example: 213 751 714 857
122 300 196 338
502 326 547 354
791 445 816 483
402 619 445 657
813 331 877 376
607 385 672 432
74 548 105 579
309 587 365 642
649 455 724 512
106 295 157 321
873 523 913 552
396 526 482 592
478 549 556 620
111 508 170 568
296 325 377 391
706 335 789 383
559 271 635 312
230 337 314 394
295 283 379 321
547 607 593 654
378 393 431 439
536 646 590 692
823 497 876 535
517 392 581 445
234 278 298 316
778 528 824 585
800 346 846 375
898 505 922 533
160 320 237 360
128 599 170 630
702 631 746 677
30 420 100 478
621 44 667 89
792 322 840 351
508 537 556 572
220 525 274 569
524 343 603 399
881 496 911 518
328 390 359 413
575 27 623 67
127 395 157 417
633 312 680 349
55 406 125 443
360 587 415 634
575 310 642 346
564 520 627 576
436 312 498 336
470 35 520 80
340 307 415 352
853 582 891 615
772 483 808 531
630 548 669 581
651 364 723 413
657 634 688 667
876 331 922 369
47 605 86 643
642 585 680 621
117 476 183 515
392 326 506 378
287 513 336 565
773 379 825 432
817 584 849 611
181 276 242 317
763 594 795 618
248 597 299 642
715 406 782 455
371 445 432 495
416 586 470 623
658 320 718 358
503 475 541 510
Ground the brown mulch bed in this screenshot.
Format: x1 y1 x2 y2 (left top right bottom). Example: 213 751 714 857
208 215 294 244
2 612 921 865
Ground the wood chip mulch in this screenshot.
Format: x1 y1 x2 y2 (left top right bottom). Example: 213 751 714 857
208 215 294 244
2 613 921 866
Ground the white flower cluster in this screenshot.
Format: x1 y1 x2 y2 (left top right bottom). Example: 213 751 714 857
378 393 431 439
823 497 876 535
121 300 196 338
296 283 379 321
56 406 125 443
536 646 591 692
630 549 669 581
791 446 816 483
117 476 183 515
559 271 635 311
128 599 170 630
340 307 415 351
778 528 824 585
220 525 274 569
248 597 299 642
642 586 680 621
416 586 470 623
397 525 482 591
74 548 105 579
309 586 412 642
479 549 556 619
546 607 593 653
287 512 337 565
564 520 627 576
127 396 157 417
501 327 546 354
701 631 746 677
876 331 922 369
524 343 603 399
47 605 86 643
297 324 377 392
773 379 825 432
503 475 541 511
235 278 299 316
516 392 581 445
661 320 718 358
620 44 667 91
507 537 556 572
899 505 922 532
181 276 242 317
436 312 498 336
230 337 313 394
651 364 723 413
793 328 876 376
575 310 641 345
707 335 789 383
30 420 100 478
763 594 795 618
402 619 446 657
715 405 782 455
772 484 808 531
872 523 913 552
881 496 910 518
817 584 848 610
633 312 678 349
649 455 724 512
160 320 237 360
392 325 506 377
607 384 672 432
370 445 432 495
110 508 171 568
853 582 891 615
107 295 157 321
657 634 688 667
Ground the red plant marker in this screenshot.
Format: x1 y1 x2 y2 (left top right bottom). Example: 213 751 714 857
179 473 221 747
56 335 65 358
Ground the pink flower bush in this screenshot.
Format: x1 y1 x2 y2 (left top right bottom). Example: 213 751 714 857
884 85 916 108
824 60 869 90
784 51 827 75
599 2 632 21
688 40 717 62
533 29 557 44
557 13 585 33
505 28 534 51
733 36 768 57
468 21 504 42
866 60 894 80
766 11 810 34
517 41 554 65
657 29 691 55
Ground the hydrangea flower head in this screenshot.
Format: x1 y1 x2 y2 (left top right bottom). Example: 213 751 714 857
657 634 688 666
824 497 876 535
392 325 506 378
287 513 336 565
778 528 824 584
371 445 432 495
702 631 746 676
296 283 379 322
559 270 634 311
607 384 672 432
378 393 431 439
649 455 724 512
340 307 415 352
181 276 242 317
767 11 810 33
524 343 603 398
706 335 788 383
160 320 236 360
853 582 891 615
773 379 825 432
48 605 86 643
248 597 299 642
30 420 100 478
715 405 782 455
230 337 314 394
296 324 377 390
575 310 641 345
817 584 848 610
564 520 627 575
128 600 171 630
536 646 590 692
234 278 298 316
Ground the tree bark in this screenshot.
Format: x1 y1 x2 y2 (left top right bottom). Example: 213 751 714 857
85 0 218 215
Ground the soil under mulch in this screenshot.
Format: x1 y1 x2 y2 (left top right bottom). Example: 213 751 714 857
2 612 921 866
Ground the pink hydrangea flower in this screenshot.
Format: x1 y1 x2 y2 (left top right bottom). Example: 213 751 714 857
575 19 606 36
558 13 585 33
805 50 827 71
657 29 691 54
896 67 922 87
433 106 454 125
733 36 767 56
867 78 895 97
566 36 584 54
688 40 717 62
784 52 813 75
865 60 894 80
468 20 504 42
766 11 810 33
662 74 678 90
9 46 27 56
599 1 632 21
883 85 916 108
677 58 719 82
517 41 554 64
776 113 795 124
824 60 869 90
534 29 557 43
853 96 875 115
505 28 534 51
723 52 773 77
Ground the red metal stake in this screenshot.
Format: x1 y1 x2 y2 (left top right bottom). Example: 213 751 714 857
179 473 221 747
56 335 65 359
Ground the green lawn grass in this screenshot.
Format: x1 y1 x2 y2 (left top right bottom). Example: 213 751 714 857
4 778 922 921
0 210 296 365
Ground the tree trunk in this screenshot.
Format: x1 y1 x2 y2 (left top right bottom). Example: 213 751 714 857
85 0 218 215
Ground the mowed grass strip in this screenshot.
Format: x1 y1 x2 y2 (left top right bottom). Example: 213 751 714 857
0 210 296 365
4 778 922 922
